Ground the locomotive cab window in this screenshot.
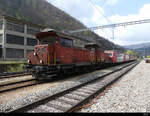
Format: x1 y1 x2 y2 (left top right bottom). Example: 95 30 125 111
86 47 95 51
37 48 40 52
61 38 73 48
90 48 95 51
42 48 45 54
108 53 112 56
39 36 58 45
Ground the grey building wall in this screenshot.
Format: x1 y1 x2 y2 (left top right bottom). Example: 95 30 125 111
0 16 43 61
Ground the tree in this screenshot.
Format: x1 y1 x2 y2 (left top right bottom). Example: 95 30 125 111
126 50 140 58
126 50 134 55
147 55 150 58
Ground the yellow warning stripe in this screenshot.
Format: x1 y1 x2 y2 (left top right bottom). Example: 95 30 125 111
48 53 50 66
54 52 56 65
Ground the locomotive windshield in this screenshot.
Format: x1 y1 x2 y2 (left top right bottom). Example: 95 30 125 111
108 53 112 56
38 36 58 45
61 38 73 48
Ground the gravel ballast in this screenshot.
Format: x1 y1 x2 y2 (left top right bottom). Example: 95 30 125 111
0 63 122 112
0 62 135 112
80 60 150 112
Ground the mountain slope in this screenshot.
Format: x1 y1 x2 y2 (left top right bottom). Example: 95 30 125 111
0 0 125 51
124 42 150 50
124 42 150 57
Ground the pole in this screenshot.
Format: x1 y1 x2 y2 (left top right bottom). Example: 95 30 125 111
112 28 115 51
144 45 146 58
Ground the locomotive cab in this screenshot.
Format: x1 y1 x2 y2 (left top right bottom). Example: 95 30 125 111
104 50 117 63
26 30 61 79
28 34 58 65
26 29 76 80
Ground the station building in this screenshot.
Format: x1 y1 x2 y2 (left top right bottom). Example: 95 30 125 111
0 15 45 61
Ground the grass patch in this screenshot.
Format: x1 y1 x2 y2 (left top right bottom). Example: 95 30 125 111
0 61 26 72
0 61 25 64
7 63 25 72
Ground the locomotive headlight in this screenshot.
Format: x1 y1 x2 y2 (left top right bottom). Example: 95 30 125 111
27 59 30 63
40 60 43 64
34 52 37 56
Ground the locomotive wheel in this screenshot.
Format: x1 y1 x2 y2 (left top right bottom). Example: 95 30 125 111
58 69 64 78
32 72 42 81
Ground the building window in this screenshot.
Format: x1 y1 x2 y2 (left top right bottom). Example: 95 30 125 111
6 34 24 45
6 48 24 58
27 26 40 35
27 38 38 46
0 45 2 58
0 34 2 43
0 20 3 29
6 21 24 33
26 50 34 56
61 38 73 48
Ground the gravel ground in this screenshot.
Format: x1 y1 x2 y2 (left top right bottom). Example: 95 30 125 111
0 62 132 112
80 60 150 112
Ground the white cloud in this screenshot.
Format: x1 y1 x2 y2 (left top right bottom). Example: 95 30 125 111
47 0 108 27
47 0 94 26
105 0 119 6
91 4 107 25
97 3 150 46
47 0 150 46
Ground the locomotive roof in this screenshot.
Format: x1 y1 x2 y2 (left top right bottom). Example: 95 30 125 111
35 29 90 42
85 43 100 48
35 30 59 39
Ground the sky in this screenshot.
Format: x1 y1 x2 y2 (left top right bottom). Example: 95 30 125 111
47 0 150 46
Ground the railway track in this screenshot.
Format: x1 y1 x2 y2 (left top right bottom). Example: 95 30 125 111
7 61 138 113
0 70 38 93
0 71 31 79
0 62 131 93
0 78 37 93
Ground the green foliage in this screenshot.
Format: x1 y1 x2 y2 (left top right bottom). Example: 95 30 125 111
43 9 48 15
54 25 62 31
126 50 140 58
83 31 89 36
126 50 134 55
31 0 37 9
24 16 30 22
0 61 25 64
6 2 12 14
7 63 24 72
26 0 30 5
15 12 21 19
147 55 150 58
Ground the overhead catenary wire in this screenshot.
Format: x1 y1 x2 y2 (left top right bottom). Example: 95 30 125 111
69 18 150 33
88 0 112 24
88 0 115 46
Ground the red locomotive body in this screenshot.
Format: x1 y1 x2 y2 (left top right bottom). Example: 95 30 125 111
104 50 117 63
26 30 107 80
26 29 136 80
